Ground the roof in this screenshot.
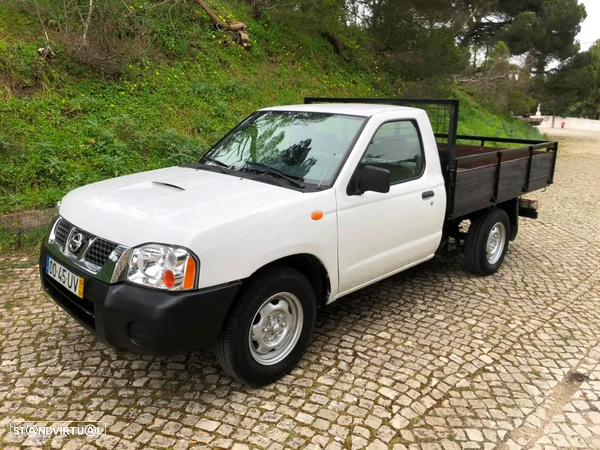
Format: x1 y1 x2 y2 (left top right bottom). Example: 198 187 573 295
260 103 421 117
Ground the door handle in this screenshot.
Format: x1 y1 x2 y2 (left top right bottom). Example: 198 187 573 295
422 190 435 200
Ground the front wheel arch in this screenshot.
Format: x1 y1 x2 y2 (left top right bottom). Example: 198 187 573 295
215 266 317 386
244 253 331 307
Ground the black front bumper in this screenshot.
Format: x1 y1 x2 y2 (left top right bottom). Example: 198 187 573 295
39 244 241 356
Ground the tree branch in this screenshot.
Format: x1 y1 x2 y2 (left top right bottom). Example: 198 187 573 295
82 0 94 47
192 0 250 47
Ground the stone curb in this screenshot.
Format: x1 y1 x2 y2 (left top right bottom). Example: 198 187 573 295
0 208 54 233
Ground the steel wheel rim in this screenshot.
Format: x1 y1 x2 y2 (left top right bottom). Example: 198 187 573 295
248 292 304 366
486 222 506 265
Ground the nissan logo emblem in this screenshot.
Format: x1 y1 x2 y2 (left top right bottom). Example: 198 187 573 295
68 232 84 253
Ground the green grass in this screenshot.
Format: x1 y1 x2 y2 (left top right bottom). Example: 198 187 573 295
0 226 47 254
455 91 546 140
0 0 543 215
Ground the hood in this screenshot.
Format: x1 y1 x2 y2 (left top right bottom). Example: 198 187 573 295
60 166 300 247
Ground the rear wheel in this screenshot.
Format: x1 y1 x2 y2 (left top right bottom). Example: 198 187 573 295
465 208 510 276
215 267 317 386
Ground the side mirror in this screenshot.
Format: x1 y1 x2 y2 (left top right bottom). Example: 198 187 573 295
350 165 390 195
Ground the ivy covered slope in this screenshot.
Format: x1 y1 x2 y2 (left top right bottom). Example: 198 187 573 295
0 1 542 215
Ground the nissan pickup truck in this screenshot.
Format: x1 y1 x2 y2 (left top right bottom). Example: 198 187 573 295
40 98 558 386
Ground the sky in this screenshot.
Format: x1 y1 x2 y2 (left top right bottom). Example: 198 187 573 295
578 0 600 51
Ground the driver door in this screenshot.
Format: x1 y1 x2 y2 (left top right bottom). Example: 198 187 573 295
336 120 445 295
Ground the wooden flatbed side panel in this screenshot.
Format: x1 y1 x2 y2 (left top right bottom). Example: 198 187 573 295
496 158 528 203
452 151 555 218
454 165 496 217
455 147 547 169
454 144 507 158
444 143 547 167
528 153 555 191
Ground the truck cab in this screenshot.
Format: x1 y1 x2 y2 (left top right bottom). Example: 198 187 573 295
40 99 557 386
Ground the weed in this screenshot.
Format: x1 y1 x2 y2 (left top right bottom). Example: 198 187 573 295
0 227 48 253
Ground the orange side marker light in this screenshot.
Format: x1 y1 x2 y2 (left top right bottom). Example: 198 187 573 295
311 211 324 221
183 257 196 289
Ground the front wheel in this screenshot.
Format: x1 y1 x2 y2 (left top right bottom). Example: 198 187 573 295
465 208 510 276
215 267 317 386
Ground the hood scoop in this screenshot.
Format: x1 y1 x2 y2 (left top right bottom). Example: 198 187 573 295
152 181 186 191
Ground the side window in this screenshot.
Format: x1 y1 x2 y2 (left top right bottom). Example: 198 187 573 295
359 121 425 184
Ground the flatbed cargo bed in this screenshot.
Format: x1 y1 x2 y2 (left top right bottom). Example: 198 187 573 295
440 136 557 218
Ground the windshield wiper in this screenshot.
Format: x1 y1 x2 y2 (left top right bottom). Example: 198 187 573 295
244 161 305 189
200 156 229 173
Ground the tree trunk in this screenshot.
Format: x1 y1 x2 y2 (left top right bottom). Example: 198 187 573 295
536 59 546 76
459 19 480 48
243 0 261 20
82 0 94 47
194 0 227 27
193 0 251 48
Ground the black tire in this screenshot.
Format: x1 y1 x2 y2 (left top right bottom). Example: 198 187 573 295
464 208 511 276
215 267 317 387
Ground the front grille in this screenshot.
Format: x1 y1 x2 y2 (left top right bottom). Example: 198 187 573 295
52 217 122 270
76 229 95 244
86 239 118 267
71 228 95 257
55 219 71 246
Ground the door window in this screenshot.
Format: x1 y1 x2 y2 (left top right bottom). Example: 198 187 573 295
358 121 425 184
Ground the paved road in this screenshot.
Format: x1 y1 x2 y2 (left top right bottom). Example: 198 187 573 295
1 130 599 450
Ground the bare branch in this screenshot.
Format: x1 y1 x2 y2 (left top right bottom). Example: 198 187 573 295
82 0 94 47
34 2 50 42
192 0 251 47
193 0 227 27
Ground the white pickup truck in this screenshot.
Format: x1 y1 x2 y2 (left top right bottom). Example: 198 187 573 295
40 98 558 386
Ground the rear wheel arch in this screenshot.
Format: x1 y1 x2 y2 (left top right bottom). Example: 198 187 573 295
497 199 518 241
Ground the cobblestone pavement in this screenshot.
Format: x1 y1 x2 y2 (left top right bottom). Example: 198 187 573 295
1 130 600 450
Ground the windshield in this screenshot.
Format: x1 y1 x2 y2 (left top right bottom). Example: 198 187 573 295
201 111 366 188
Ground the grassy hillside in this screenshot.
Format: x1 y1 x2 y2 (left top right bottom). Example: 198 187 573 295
0 1 542 215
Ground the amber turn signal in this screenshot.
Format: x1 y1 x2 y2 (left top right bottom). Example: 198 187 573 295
311 211 324 221
183 257 196 289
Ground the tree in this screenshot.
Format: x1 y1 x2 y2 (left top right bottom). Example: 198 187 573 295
357 0 585 92
544 40 600 119
444 0 587 73
458 41 537 115
366 0 470 87
501 0 587 73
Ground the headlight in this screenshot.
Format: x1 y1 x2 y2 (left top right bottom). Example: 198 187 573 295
127 244 198 291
